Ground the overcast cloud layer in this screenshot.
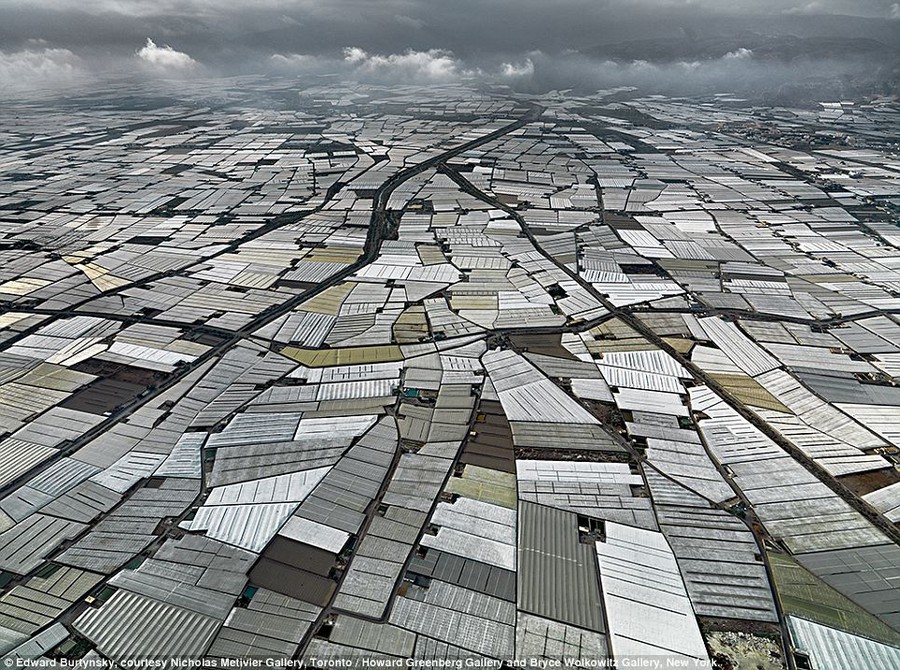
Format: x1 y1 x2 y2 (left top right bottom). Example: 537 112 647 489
0 0 897 99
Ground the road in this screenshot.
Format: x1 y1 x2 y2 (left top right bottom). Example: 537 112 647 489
439 160 900 545
7 101 891 667
0 105 543 498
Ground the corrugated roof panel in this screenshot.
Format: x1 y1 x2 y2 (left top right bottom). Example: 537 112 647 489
432 497 515 539
691 385 888 556
484 349 600 424
278 516 350 553
600 350 690 378
314 379 395 401
296 415 378 442
389 580 515 658
184 502 299 553
516 612 608 661
644 438 735 504
788 616 900 670
517 501 604 633
292 416 397 535
798 370 900 406
56 479 198 574
328 615 416 657
518 479 657 531
205 468 329 506
89 451 166 493
23 457 100 496
426 497 514 553
795 544 900 632
766 342 876 374
420 526 516 572
74 590 220 660
0 439 57 490
380 453 451 512
863 482 900 523
0 566 102 638
208 588 319 658
206 412 303 448
756 369 885 449
408 548 515 602
510 422 624 452
0 486 51 523
570 378 614 403
613 387 688 416
596 521 709 662
644 470 778 623
3 623 69 661
40 480 121 523
697 317 779 376
598 365 684 394
207 439 344 489
155 433 204 479
517 461 642 486
0 514 87 575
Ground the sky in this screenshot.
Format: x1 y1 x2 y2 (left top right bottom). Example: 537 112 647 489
0 0 897 98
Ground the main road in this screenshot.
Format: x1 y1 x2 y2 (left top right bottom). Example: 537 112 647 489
0 103 544 501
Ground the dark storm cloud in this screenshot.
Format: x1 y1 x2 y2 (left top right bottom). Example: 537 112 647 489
0 0 897 95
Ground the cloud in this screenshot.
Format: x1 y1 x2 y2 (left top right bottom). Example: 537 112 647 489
270 47 544 84
501 58 535 77
724 47 753 59
0 46 85 95
268 46 472 83
268 51 334 75
136 38 197 71
509 48 891 102
270 52 319 67
341 47 467 82
0 1 894 99
342 46 368 65
264 43 887 101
